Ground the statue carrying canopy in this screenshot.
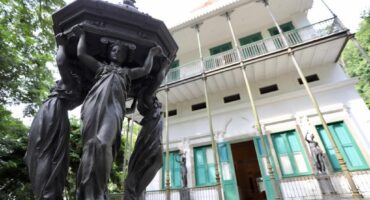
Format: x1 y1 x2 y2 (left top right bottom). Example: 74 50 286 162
25 1 178 200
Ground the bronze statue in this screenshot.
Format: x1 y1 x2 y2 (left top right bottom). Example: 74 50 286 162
75 26 164 199
176 152 188 188
305 132 326 175
25 1 178 200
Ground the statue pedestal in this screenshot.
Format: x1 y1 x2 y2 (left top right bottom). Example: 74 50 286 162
180 188 190 200
317 174 336 196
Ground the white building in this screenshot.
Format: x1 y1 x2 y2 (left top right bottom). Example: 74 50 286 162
145 0 370 199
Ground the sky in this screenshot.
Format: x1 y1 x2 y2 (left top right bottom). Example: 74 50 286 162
11 0 370 124
62 0 370 32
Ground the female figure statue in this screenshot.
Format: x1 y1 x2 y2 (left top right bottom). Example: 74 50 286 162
176 152 188 188
305 132 326 175
75 27 164 200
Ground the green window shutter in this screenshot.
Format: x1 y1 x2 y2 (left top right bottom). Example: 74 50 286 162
170 60 179 69
194 147 208 186
218 143 229 162
239 32 263 46
205 147 216 184
316 122 369 171
268 22 295 36
194 146 217 186
168 60 180 81
162 151 182 189
254 137 277 200
209 42 232 55
239 32 267 59
268 21 302 47
272 130 311 177
316 126 341 171
172 153 182 188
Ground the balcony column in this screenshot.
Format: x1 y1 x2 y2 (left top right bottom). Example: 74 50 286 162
193 23 223 200
222 11 281 199
261 0 362 198
164 87 171 200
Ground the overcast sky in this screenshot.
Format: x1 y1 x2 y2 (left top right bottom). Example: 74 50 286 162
10 0 370 123
63 0 370 32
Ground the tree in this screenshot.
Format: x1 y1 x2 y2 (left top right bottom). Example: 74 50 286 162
342 10 370 108
63 117 141 199
0 0 65 116
0 105 32 200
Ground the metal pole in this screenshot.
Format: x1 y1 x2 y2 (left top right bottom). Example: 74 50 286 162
194 24 223 200
223 11 281 199
262 1 362 198
202 75 223 200
165 87 171 200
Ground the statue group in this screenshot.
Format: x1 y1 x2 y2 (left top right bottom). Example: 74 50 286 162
24 1 178 200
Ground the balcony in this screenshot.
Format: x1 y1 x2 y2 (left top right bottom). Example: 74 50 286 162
162 17 346 85
109 170 370 199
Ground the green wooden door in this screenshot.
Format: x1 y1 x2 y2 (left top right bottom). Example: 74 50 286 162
316 122 369 171
239 32 267 58
271 131 311 177
209 42 233 56
168 59 180 81
268 22 301 47
218 143 239 200
162 151 182 189
194 146 216 186
206 42 233 70
194 144 238 200
253 137 277 200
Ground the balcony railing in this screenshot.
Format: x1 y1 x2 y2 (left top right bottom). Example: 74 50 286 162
110 169 370 199
279 170 370 199
144 185 219 200
163 17 345 84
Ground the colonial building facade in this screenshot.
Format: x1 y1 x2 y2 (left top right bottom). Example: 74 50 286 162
143 0 370 199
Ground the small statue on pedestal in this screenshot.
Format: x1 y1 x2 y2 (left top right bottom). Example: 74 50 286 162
176 152 188 188
305 132 326 175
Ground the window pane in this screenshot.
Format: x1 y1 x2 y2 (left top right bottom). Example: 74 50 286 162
343 146 365 167
262 157 270 175
218 143 228 162
287 132 300 152
294 153 308 173
222 163 232 180
280 155 294 175
333 125 351 145
194 148 207 186
274 136 287 154
196 149 205 165
206 148 215 164
208 164 216 184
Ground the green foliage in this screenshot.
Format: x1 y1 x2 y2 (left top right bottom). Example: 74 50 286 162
0 105 33 200
342 10 370 108
64 117 141 199
63 117 83 200
0 0 65 116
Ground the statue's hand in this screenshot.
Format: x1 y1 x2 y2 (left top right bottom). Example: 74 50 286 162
71 23 85 37
55 33 67 45
150 45 164 57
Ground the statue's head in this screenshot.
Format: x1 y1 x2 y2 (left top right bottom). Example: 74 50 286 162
110 43 128 65
108 40 136 65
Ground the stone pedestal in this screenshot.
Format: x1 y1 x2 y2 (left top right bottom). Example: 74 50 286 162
180 188 190 200
317 175 336 195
